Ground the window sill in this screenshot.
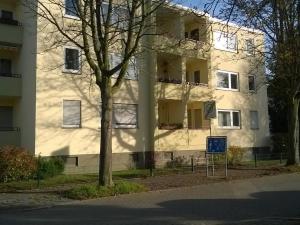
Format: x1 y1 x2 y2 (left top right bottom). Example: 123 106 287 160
218 126 241 130
62 69 82 75
216 88 239 92
214 47 238 53
63 14 80 20
62 125 81 129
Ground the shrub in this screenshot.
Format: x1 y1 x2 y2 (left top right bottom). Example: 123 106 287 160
66 181 146 200
227 146 244 166
0 145 37 182
271 133 288 153
37 156 65 179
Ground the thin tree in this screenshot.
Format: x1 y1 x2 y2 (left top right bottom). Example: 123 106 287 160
214 0 300 165
24 0 167 186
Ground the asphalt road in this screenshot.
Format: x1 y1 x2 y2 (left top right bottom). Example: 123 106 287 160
0 173 300 225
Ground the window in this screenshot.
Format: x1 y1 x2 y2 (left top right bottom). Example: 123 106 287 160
194 71 200 83
250 111 259 129
188 108 202 129
101 2 128 28
65 0 78 18
0 106 13 130
112 104 137 128
110 53 137 80
214 31 237 52
190 29 199 41
218 110 240 128
63 100 81 128
64 47 81 73
248 75 256 91
245 39 255 55
216 71 239 90
1 10 13 20
0 59 12 76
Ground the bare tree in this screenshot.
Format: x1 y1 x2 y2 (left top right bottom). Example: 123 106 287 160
214 0 300 165
24 0 169 186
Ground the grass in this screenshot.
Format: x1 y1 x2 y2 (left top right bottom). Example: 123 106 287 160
65 181 147 200
0 167 190 192
1 163 299 193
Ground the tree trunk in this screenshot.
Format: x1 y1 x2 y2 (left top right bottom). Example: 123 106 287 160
287 99 300 165
99 77 113 186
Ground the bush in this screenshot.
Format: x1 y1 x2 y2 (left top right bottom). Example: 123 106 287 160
271 133 288 153
66 181 147 200
37 156 65 179
0 145 37 182
227 146 244 166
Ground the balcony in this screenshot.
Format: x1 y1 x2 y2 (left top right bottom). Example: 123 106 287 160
0 74 22 97
0 20 23 48
0 127 20 146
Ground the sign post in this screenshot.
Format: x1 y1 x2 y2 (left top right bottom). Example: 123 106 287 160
206 136 228 177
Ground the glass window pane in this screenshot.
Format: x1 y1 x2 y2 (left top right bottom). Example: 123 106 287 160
63 100 81 127
0 106 13 129
0 59 12 75
65 48 79 70
250 111 259 129
194 71 200 83
230 74 238 89
248 76 255 91
218 111 231 127
232 111 240 127
227 35 237 50
65 0 78 17
217 72 229 88
113 104 137 128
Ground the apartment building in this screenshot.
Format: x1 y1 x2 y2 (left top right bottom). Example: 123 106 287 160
0 1 270 173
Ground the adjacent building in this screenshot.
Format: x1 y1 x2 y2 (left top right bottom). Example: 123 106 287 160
0 0 270 173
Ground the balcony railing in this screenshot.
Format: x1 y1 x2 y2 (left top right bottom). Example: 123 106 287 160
157 77 182 84
186 81 208 87
0 74 22 97
0 18 21 26
159 123 183 130
0 127 20 146
0 73 21 78
0 127 20 131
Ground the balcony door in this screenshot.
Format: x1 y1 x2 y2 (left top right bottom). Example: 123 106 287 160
0 106 13 130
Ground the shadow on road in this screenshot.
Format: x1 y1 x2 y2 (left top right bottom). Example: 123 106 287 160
1 191 300 225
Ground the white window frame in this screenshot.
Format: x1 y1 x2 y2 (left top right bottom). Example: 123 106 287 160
248 75 256 92
250 110 259 130
63 46 81 74
245 38 255 55
216 70 239 91
64 0 80 20
62 99 81 128
217 109 241 129
213 31 238 53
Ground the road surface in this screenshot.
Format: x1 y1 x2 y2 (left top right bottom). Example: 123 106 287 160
0 173 300 225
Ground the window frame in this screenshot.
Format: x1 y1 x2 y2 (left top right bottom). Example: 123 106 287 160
64 0 80 20
250 110 259 130
216 70 239 91
213 31 238 53
248 75 256 92
245 38 255 55
112 103 138 129
217 109 241 129
62 99 82 129
63 46 82 74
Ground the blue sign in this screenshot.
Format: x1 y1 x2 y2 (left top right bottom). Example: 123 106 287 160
207 136 227 153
